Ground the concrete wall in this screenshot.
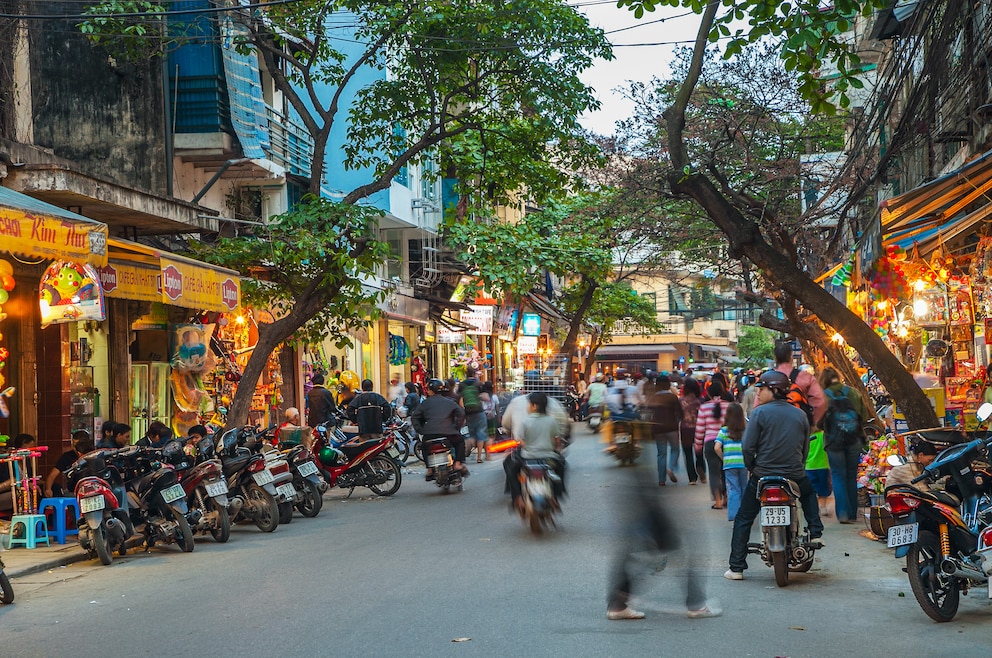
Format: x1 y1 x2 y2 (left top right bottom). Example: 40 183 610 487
27 6 168 195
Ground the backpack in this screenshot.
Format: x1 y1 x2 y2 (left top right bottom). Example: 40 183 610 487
824 386 862 448
786 369 815 426
461 380 483 414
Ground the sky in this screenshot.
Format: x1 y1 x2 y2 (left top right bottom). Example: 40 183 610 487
575 2 707 136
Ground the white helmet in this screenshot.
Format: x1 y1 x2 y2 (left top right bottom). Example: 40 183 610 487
594 372 604 381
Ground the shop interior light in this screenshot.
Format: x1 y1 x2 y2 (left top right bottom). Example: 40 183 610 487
897 326 909 338
913 279 926 291
831 332 844 345
877 299 889 310
235 315 246 325
913 299 928 317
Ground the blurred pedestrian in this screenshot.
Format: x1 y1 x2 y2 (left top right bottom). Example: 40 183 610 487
647 374 683 486
696 380 731 509
680 378 706 484
820 366 865 524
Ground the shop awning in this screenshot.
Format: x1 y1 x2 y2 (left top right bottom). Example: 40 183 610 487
525 292 568 323
595 344 676 360
101 238 241 312
702 345 736 355
0 186 108 266
881 151 992 232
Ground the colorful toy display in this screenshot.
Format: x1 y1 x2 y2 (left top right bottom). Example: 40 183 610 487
38 260 105 327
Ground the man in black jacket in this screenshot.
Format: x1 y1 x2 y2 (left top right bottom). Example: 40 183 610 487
347 379 393 436
307 373 338 426
412 379 466 479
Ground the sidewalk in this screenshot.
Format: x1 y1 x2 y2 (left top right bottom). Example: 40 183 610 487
1 538 89 579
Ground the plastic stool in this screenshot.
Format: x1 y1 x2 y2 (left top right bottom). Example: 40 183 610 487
39 497 80 545
8 514 51 549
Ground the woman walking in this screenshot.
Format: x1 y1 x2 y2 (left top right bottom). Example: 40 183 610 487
679 378 706 484
820 367 865 524
695 380 731 509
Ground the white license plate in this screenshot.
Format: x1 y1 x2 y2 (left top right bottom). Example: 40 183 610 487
614 434 630 444
161 483 186 504
528 479 551 497
387 446 400 459
253 470 275 486
760 506 790 526
297 461 319 478
276 482 297 499
426 453 450 467
80 495 105 513
204 480 228 497
887 522 919 548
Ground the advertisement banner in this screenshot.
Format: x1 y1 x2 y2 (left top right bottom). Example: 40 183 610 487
160 256 240 312
521 313 541 336
97 260 161 303
39 261 106 327
461 305 494 335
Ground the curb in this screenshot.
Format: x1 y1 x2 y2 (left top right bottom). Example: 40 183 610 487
5 548 91 579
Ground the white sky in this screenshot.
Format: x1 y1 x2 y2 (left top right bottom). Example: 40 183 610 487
576 3 706 136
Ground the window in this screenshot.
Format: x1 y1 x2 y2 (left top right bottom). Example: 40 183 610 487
382 229 404 281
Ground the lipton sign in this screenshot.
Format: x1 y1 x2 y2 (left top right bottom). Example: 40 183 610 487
158 257 240 312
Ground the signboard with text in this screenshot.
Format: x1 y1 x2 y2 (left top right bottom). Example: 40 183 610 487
521 313 541 336
461 305 494 335
517 335 538 355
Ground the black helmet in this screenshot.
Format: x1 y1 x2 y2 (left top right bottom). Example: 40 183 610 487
427 378 446 393
755 370 790 394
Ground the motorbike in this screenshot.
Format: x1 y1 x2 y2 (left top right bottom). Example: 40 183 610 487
607 409 641 466
422 436 463 494
175 435 233 543
0 554 11 604
884 403 992 622
313 430 402 498
588 404 604 433
64 448 135 565
565 387 582 422
517 457 562 535
278 442 328 518
746 476 817 587
117 443 196 554
216 429 280 532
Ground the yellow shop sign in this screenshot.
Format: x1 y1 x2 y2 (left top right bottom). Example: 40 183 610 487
160 256 240 312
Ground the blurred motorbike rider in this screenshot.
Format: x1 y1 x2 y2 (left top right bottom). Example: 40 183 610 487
725 370 824 580
411 379 467 480
503 392 567 512
583 372 608 411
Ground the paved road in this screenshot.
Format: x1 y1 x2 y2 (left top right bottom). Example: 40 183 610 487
2 425 992 657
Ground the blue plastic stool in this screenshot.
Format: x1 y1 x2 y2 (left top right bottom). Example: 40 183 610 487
8 514 51 549
39 497 80 545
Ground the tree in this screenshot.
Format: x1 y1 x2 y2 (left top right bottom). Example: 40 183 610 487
736 325 774 368
613 1 936 428
79 0 612 427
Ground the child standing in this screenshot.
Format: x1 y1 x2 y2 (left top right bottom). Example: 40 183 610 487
714 403 747 522
805 428 833 517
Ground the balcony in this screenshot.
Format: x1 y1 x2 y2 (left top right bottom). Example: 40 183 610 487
265 105 313 179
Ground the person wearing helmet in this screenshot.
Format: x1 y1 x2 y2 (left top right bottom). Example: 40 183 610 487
725 370 824 580
584 372 608 409
411 378 467 479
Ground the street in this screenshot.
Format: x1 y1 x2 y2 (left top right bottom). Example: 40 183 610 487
3 425 992 657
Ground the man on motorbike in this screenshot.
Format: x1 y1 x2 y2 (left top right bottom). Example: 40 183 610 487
725 370 824 580
411 378 467 480
347 379 393 437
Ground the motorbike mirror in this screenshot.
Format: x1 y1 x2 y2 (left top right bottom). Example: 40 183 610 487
221 429 239 452
978 403 992 423
198 436 215 456
161 440 184 457
886 454 907 467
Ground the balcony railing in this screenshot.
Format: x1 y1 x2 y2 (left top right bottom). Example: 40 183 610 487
265 105 313 178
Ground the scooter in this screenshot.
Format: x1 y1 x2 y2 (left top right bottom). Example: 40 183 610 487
884 402 992 622
217 429 280 533
313 431 402 498
422 436 464 494
588 405 604 433
746 476 817 587
177 435 233 543
518 457 562 534
64 448 134 566
0 554 11 604
278 443 327 518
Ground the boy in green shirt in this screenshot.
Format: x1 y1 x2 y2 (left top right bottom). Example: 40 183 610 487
805 429 833 517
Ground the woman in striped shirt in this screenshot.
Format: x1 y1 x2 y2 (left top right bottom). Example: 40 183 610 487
695 380 732 509
714 403 747 522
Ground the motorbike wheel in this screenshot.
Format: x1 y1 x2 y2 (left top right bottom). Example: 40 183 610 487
295 478 323 518
907 530 960 622
93 524 113 566
393 435 410 464
278 501 294 525
367 456 402 496
248 484 279 533
529 512 543 536
172 507 195 553
0 571 12 604
209 499 231 543
771 550 789 587
412 440 424 464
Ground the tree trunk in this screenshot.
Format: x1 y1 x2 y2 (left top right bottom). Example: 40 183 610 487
663 7 937 430
560 278 598 384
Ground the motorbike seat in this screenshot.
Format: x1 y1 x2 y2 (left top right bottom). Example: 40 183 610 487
340 440 381 459
222 455 251 477
913 428 970 445
757 476 801 498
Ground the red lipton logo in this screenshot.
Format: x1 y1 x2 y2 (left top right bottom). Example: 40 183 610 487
221 278 239 310
97 265 118 293
162 265 183 301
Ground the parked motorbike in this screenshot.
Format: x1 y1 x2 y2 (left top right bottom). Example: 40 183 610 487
422 437 463 494
884 403 992 622
278 442 327 518
746 476 817 586
313 430 402 497
117 443 196 553
64 448 134 565
0 554 11 604
565 387 582 422
176 435 232 543
384 416 420 465
217 429 280 532
517 457 562 535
